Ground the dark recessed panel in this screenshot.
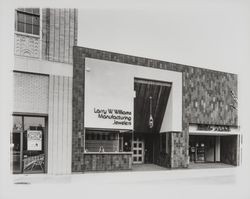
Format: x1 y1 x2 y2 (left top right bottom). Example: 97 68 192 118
134 79 171 133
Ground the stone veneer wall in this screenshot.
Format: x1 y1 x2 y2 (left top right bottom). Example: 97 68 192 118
72 47 238 171
83 154 132 171
72 49 85 172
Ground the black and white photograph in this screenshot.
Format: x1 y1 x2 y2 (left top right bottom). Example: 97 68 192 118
0 0 250 199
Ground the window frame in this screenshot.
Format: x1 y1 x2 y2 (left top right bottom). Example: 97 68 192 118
84 128 133 153
15 8 40 36
11 113 48 174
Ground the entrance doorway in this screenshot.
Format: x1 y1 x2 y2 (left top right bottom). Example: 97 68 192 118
132 137 144 164
11 115 47 174
133 78 172 166
189 135 219 163
132 133 158 164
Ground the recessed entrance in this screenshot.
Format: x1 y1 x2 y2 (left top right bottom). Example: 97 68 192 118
189 134 239 166
133 78 171 165
189 135 218 163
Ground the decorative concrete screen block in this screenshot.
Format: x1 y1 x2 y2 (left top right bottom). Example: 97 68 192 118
14 72 49 114
15 33 40 58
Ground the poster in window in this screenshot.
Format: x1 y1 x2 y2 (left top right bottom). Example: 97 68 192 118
27 130 42 151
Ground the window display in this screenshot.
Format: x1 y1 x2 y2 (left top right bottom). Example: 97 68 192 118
11 115 46 173
84 129 132 153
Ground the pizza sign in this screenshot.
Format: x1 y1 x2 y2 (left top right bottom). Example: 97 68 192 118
27 130 42 151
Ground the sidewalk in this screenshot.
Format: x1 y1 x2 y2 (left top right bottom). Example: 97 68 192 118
2 166 249 199
188 162 236 169
12 166 238 185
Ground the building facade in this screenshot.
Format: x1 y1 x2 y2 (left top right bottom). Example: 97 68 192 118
72 47 240 172
12 8 77 174
11 8 240 175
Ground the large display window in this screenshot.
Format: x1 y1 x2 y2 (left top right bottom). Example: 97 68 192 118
11 115 47 174
189 135 217 163
84 129 132 153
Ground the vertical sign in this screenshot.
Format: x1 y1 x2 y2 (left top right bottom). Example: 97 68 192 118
27 130 42 151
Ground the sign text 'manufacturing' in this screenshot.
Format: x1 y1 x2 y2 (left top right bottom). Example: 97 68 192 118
94 108 132 126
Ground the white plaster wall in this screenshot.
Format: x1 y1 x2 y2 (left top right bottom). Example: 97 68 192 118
85 59 134 130
14 56 73 77
85 58 182 132
160 88 173 133
47 75 72 174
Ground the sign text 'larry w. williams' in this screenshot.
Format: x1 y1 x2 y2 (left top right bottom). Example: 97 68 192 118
94 108 132 126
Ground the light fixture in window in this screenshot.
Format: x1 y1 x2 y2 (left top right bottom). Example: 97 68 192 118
149 96 154 128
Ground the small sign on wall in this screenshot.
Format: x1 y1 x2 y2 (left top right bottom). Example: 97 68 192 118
84 58 134 130
27 130 42 151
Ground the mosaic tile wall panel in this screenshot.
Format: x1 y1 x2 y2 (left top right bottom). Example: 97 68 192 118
72 48 85 172
73 46 238 170
83 154 132 171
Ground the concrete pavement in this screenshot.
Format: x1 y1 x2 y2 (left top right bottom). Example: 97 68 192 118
1 166 249 199
12 165 237 185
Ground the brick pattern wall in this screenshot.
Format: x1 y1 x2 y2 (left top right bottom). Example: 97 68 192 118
83 154 132 171
171 132 187 168
73 46 238 170
42 8 78 64
14 72 49 114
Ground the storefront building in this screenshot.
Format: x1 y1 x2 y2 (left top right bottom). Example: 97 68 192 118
72 47 240 172
11 8 240 175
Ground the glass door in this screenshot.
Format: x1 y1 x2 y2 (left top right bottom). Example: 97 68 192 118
12 132 22 173
12 116 23 173
132 137 144 164
196 142 205 162
23 116 45 173
11 115 46 174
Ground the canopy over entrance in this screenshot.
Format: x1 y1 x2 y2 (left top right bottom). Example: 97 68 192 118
134 78 172 133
